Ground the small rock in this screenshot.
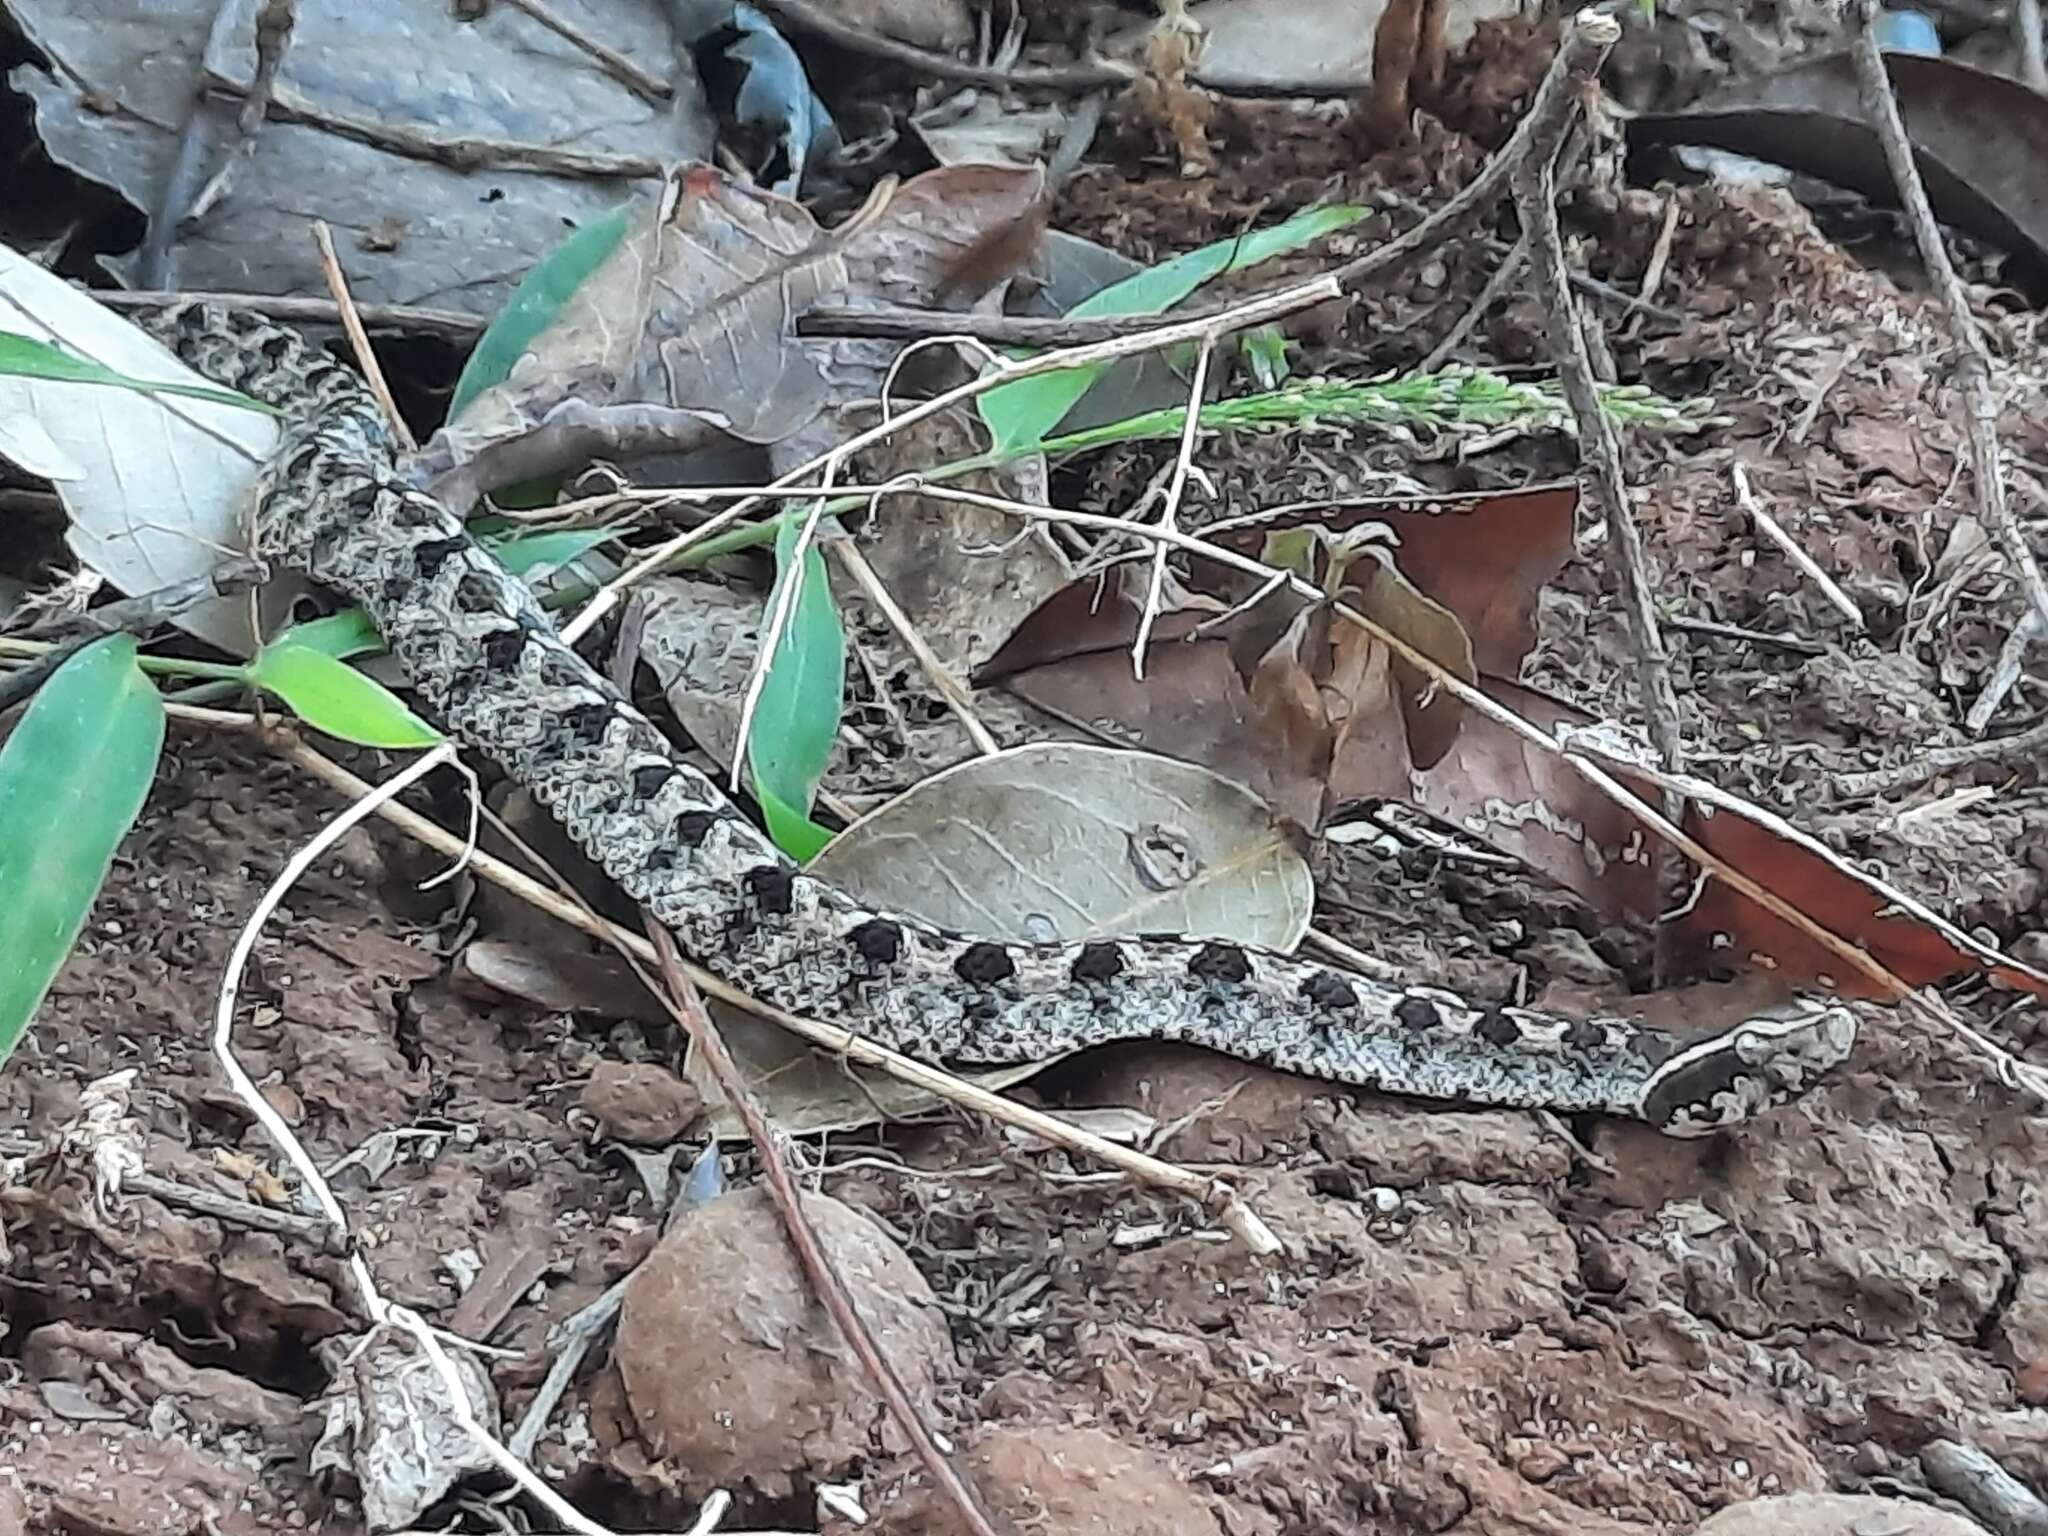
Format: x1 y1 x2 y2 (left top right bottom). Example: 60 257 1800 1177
579 1062 701 1146
1697 1493 1992 1536
614 1184 953 1498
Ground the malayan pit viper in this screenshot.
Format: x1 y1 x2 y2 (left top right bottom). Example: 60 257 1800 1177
140 300 1857 1136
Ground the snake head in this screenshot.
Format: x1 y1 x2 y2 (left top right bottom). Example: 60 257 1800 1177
1637 1002 1858 1136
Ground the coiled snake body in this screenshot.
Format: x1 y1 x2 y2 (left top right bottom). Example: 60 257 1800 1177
151 302 1855 1136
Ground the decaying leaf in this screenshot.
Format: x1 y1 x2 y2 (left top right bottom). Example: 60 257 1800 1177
420 161 1048 497
981 534 1482 832
978 483 2048 999
692 742 1316 1136
1630 51 2048 290
311 1333 498 1533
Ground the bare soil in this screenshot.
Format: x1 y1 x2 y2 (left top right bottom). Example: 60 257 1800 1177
4 17 2047 1536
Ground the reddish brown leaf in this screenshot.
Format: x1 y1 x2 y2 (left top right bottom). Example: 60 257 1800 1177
1678 794 2048 1000
1205 484 1578 676
1418 680 2048 1000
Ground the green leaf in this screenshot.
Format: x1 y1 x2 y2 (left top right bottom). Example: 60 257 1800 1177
248 640 442 749
0 634 166 1069
272 609 383 662
0 331 274 414
745 516 844 862
976 203 1369 454
447 203 634 420
489 526 619 579
1242 325 1292 389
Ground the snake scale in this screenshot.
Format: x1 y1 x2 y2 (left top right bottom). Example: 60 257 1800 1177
146 301 1856 1136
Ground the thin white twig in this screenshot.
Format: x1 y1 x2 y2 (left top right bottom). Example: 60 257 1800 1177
1132 337 1216 679
1731 462 1867 630
207 742 721 1535
830 535 1002 757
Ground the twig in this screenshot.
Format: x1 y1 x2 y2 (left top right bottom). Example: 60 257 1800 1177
1851 0 2048 676
798 302 1222 347
97 288 484 344
495 0 672 103
1834 714 2048 797
1666 615 1826 656
1420 233 1527 372
1508 17 1691 982
1920 1440 2048 1536
0 556 271 713
1967 608 2043 730
1132 336 1214 676
644 929 1003 1536
201 72 664 181
1731 462 1867 630
310 222 414 451
829 539 1002 756
185 0 296 226
122 1169 350 1255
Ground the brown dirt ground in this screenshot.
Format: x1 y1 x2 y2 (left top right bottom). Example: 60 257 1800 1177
5 16 2048 1536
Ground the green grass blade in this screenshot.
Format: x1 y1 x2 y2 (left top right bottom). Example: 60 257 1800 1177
0 331 273 414
976 203 1368 454
0 634 166 1069
448 204 634 419
248 640 442 749
746 517 844 861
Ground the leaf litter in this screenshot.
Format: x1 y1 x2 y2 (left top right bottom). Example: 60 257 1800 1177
5 8 2048 1536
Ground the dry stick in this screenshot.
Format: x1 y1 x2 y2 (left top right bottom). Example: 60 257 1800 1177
96 288 484 343
1132 336 1215 676
830 539 1002 756
0 556 270 713
202 72 664 181
494 0 672 102
1731 462 1868 630
1836 714 2048 797
564 7 1616 641
1420 232 1528 373
185 717 1276 1252
644 929 1003 1536
1507 14 1691 983
310 223 415 451
121 1169 350 1255
184 0 296 227
1850 0 2048 691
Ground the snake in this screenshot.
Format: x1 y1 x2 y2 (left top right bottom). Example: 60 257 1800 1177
142 300 1857 1137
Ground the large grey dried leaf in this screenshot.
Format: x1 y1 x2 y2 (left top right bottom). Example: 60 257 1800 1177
816 742 1315 946
1630 51 2048 284
691 743 1314 1137
5 0 709 308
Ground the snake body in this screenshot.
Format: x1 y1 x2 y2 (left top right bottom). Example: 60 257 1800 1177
150 301 1855 1135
